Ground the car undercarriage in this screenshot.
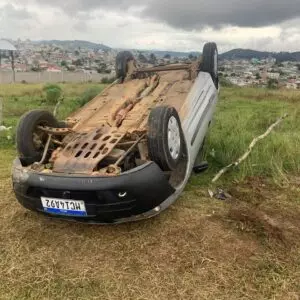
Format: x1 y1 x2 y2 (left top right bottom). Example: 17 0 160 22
20 60 199 177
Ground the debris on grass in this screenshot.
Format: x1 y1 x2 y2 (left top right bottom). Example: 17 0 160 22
208 188 232 201
0 125 13 140
0 125 12 132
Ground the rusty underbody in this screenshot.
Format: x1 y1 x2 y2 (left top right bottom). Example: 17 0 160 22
37 62 200 176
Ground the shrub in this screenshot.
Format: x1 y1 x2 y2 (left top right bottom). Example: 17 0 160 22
219 77 235 87
101 77 116 84
77 87 103 107
43 84 63 104
267 79 279 89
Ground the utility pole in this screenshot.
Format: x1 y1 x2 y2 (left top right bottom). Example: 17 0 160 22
0 51 2 84
10 50 16 83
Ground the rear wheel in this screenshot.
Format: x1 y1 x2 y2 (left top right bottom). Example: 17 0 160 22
17 110 59 166
147 106 183 171
115 51 135 81
201 42 218 88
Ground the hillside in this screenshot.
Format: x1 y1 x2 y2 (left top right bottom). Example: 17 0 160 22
220 48 300 61
34 40 111 51
30 40 300 61
33 41 198 57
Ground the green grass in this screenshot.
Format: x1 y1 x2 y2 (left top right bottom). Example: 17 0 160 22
198 87 300 185
0 84 300 299
0 82 106 148
1 84 299 183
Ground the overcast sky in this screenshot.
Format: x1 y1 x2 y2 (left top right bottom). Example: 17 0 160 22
1 0 300 52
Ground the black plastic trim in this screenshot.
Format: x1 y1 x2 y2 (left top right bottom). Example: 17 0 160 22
12 160 176 223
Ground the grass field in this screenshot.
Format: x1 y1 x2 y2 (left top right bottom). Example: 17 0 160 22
0 84 300 299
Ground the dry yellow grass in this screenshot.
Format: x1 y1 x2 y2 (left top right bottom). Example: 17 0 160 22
1 149 300 299
1 86 300 299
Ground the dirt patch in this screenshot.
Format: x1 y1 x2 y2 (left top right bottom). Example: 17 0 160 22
223 177 300 249
227 205 288 245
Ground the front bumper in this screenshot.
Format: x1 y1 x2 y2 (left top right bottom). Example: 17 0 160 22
12 159 176 224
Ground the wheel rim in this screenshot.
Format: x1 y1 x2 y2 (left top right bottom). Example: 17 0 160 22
214 49 218 76
168 116 181 160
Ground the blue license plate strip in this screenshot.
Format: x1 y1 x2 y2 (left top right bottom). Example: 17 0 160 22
41 197 87 217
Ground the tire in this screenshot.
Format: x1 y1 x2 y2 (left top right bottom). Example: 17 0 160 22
115 51 135 81
148 106 183 171
201 42 218 88
17 110 59 166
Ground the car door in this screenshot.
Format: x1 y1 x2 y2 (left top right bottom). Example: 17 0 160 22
182 72 218 166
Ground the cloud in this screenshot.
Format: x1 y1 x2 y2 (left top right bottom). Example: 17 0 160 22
0 3 37 37
25 0 300 29
0 3 35 20
73 21 88 33
35 0 142 16
142 0 300 29
1 0 300 52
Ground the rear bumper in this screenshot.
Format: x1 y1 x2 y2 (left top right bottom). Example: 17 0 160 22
12 159 176 224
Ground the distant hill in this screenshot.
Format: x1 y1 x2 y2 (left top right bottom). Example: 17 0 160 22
30 40 300 62
220 48 300 62
33 40 111 51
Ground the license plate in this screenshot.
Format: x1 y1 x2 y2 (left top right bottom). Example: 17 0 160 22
41 197 87 217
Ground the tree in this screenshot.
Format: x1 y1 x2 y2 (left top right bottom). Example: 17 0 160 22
46 51 51 62
164 54 171 59
61 60 68 67
275 61 284 67
297 64 300 71
31 59 41 72
255 73 261 80
149 53 157 64
267 78 279 89
97 63 108 73
138 52 148 63
74 50 80 56
73 58 83 66
32 59 40 67
188 54 197 61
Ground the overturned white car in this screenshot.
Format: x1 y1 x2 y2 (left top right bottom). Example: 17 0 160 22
12 42 219 224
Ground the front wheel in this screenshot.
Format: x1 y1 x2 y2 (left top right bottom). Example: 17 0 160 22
147 106 184 171
16 110 59 166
